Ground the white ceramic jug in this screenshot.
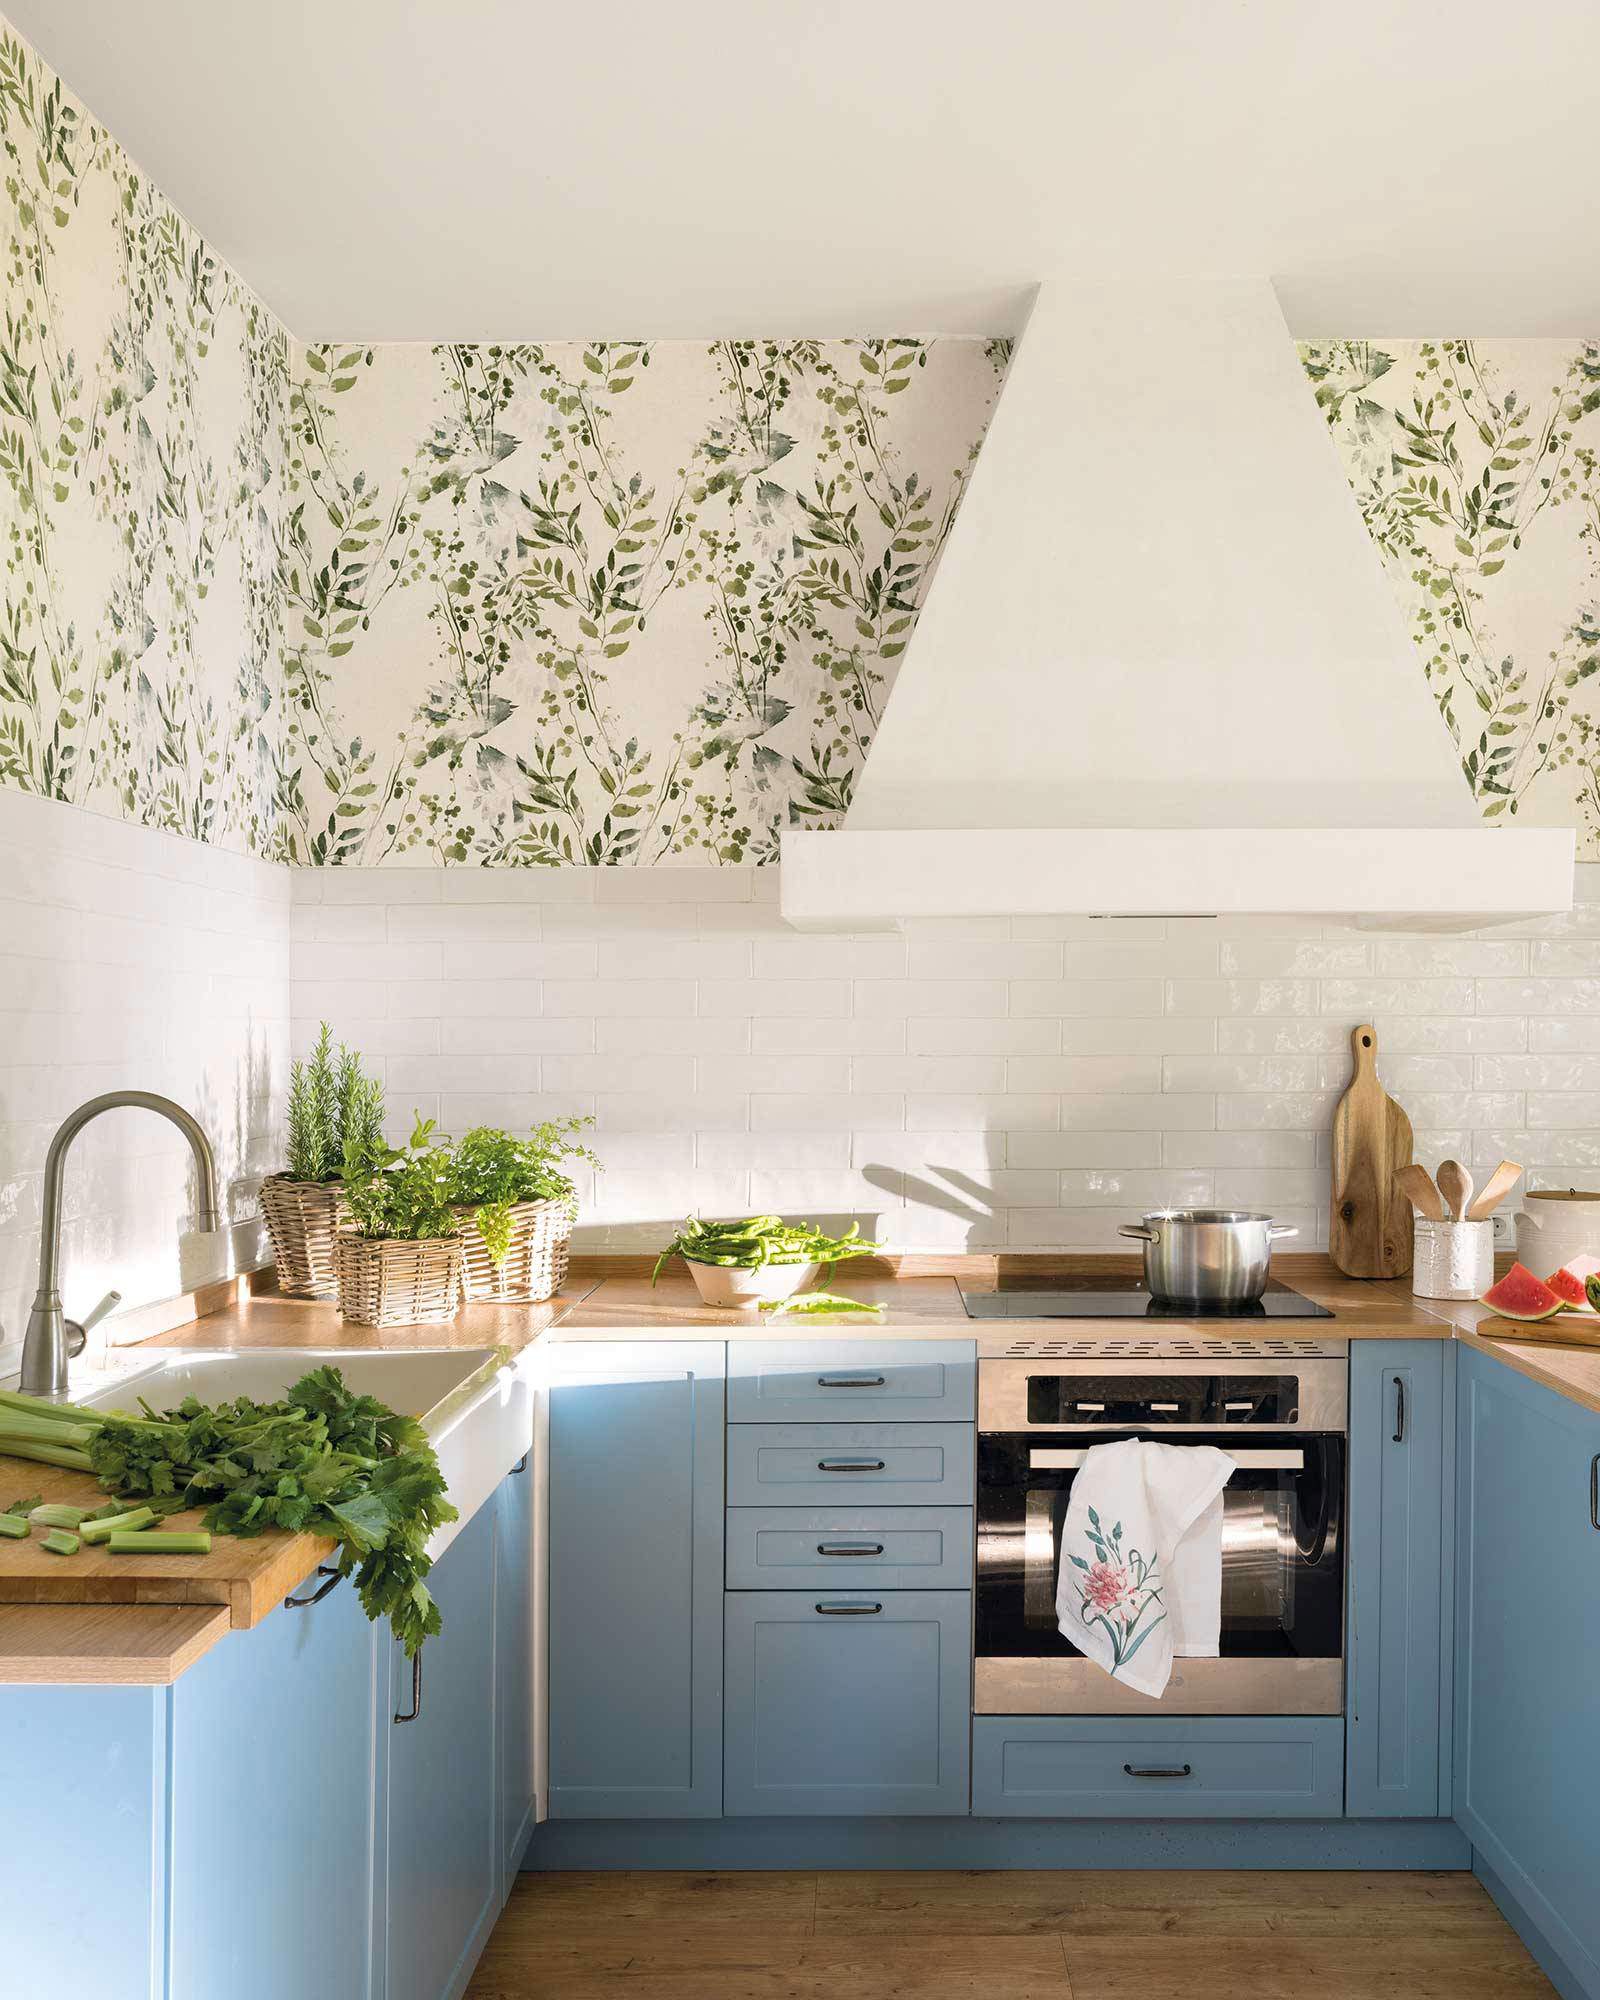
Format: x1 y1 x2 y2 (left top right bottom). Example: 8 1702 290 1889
1515 1189 1600 1274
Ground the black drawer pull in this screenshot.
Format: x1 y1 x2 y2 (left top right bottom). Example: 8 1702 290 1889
816 1374 887 1388
284 1564 342 1609
1122 1762 1193 1779
817 1542 886 1557
1392 1375 1406 1445
1591 1453 1599 1532
394 1651 424 1725
815 1601 882 1615
816 1458 886 1472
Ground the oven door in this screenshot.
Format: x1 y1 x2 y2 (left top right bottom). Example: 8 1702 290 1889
976 1430 1345 1715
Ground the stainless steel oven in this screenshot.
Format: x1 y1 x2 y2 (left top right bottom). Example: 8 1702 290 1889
976 1340 1347 1715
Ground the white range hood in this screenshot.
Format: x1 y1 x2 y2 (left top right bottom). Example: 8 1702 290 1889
781 279 1573 928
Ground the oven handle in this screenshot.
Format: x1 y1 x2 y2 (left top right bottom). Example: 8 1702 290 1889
1030 1447 1305 1471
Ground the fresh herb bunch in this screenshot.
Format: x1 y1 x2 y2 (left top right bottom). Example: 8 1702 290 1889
284 1023 386 1183
448 1118 596 1267
654 1214 880 1282
343 1116 459 1242
0 1370 457 1655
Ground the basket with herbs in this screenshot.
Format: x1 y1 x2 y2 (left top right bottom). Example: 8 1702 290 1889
260 1024 385 1299
447 1118 596 1303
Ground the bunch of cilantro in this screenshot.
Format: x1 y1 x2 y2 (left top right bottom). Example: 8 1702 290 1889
87 1365 457 1655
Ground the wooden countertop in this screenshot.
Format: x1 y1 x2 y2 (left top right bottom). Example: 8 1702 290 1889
5 1253 1597 1685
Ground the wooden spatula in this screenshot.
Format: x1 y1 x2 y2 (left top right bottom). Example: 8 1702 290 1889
1436 1159 1474 1222
1394 1164 1446 1222
1330 1024 1415 1277
1466 1158 1522 1221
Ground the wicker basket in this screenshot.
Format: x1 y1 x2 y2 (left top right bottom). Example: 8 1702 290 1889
335 1232 464 1328
455 1194 576 1304
259 1175 349 1298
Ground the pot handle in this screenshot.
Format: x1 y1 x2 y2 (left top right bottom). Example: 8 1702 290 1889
1267 1224 1299 1241
1118 1224 1158 1243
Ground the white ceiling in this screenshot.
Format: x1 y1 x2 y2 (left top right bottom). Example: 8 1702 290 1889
11 0 1600 342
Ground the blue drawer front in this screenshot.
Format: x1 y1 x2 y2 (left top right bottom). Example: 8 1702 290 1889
725 1591 972 1816
726 1423 976 1507
726 1507 974 1590
728 1340 976 1423
973 1716 1346 1819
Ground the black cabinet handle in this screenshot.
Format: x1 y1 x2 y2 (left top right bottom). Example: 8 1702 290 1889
394 1651 423 1725
284 1564 342 1609
814 1601 882 1615
816 1458 886 1473
1392 1374 1406 1445
510 1451 529 1475
1122 1762 1193 1779
817 1374 886 1388
817 1542 885 1557
1591 1454 1599 1532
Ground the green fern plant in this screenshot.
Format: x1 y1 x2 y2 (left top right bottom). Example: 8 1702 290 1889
282 1023 386 1184
446 1118 597 1268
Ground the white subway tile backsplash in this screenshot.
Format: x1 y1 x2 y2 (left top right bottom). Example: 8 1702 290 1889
273 864 1600 1254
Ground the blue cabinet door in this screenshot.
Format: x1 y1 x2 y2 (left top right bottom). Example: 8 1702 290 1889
1456 1347 1600 1996
1345 1339 1448 1818
169 1566 381 2000
547 1341 726 1818
724 1590 971 1815
495 1457 537 1898
384 1499 500 2000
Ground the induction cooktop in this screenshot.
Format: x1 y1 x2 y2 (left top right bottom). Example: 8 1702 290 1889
958 1275 1335 1320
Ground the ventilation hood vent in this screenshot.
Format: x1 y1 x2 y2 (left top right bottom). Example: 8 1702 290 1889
781 279 1573 929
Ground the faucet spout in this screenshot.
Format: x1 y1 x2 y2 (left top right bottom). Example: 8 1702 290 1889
18 1091 220 1399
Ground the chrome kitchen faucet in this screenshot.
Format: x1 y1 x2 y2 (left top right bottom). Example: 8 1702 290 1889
19 1091 220 1399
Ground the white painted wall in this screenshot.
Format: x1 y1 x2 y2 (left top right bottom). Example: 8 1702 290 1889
0 792 289 1375
291 863 1600 1257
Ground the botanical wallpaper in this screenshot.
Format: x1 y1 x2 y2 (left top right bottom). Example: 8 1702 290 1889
278 339 1008 865
0 26 289 854
1304 339 1600 844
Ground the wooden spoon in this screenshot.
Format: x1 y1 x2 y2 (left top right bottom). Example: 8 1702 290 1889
1436 1159 1474 1222
1466 1158 1523 1221
1394 1164 1446 1222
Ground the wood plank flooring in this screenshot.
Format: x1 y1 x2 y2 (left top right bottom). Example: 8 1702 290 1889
466 1869 1555 1998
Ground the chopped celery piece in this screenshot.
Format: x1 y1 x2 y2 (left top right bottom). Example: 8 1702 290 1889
0 1511 28 1539
40 1530 79 1556
29 1502 90 1530
0 1441 94 1472
106 1530 211 1555
0 1412 97 1449
79 1505 156 1545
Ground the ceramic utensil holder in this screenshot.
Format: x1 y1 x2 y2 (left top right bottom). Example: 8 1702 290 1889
1411 1217 1494 1300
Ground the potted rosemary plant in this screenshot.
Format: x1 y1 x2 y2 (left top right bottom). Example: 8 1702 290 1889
336 1117 464 1327
446 1118 596 1302
260 1024 386 1298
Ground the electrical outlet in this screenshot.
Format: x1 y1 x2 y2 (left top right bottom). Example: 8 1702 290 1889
1491 1209 1517 1248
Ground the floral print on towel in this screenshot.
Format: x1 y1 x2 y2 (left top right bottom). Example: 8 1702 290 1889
1064 1505 1167 1671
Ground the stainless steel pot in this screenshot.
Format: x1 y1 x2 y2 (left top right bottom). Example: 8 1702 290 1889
1117 1208 1298 1304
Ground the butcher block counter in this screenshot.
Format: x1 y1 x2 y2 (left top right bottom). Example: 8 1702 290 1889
3 1252 1598 1684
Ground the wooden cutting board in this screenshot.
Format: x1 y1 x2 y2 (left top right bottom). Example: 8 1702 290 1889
1330 1023 1415 1278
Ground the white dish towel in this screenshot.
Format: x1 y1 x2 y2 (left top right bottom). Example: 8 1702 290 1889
1054 1438 1236 1700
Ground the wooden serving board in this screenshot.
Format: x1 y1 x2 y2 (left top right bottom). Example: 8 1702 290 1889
0 1452 332 1627
1476 1314 1600 1350
1330 1023 1415 1279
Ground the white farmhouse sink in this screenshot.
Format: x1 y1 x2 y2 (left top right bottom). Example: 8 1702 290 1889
72 1346 532 1560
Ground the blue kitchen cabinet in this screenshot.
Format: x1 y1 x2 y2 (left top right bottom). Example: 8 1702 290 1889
546 1341 726 1817
1345 1339 1449 1818
382 1496 501 2000
724 1589 971 1815
169 1562 382 2000
1455 1346 1600 1999
495 1452 537 1899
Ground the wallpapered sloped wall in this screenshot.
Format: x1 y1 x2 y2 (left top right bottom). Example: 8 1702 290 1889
0 27 289 856
3 24 1600 865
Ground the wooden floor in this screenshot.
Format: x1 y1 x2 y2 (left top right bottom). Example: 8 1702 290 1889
466 1869 1555 1998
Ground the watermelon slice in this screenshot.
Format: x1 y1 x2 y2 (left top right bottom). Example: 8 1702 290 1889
1480 1263 1567 1322
1545 1266 1592 1310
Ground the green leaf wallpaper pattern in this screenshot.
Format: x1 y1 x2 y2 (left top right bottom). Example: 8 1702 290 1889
0 28 290 855
277 338 1010 865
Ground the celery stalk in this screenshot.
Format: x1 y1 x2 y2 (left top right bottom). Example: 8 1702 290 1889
79 1506 155 1545
40 1530 79 1556
0 1413 97 1449
0 1512 28 1539
0 1389 105 1427
29 1503 90 1530
106 1531 211 1555
0 1440 95 1472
